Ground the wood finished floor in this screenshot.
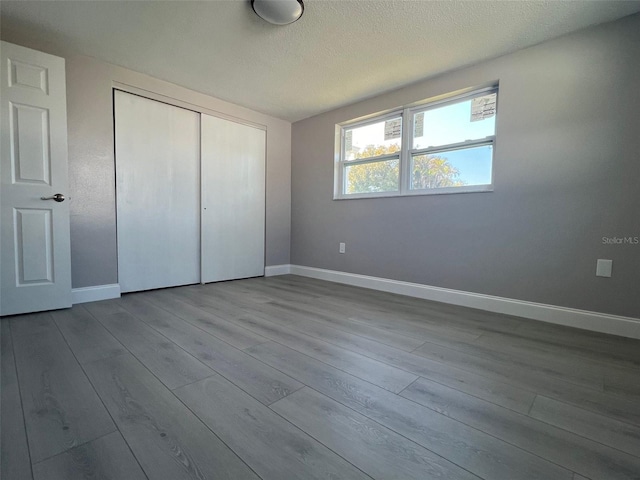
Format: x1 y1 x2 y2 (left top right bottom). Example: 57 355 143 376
2 275 640 480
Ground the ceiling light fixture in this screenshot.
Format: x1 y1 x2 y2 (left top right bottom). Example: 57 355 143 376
251 0 304 25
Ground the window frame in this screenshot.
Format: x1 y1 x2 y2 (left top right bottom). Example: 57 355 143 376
334 86 498 200
337 110 404 197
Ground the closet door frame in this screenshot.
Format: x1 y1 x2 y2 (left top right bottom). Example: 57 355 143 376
112 84 268 287
112 82 266 132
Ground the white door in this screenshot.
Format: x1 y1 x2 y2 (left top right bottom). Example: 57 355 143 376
115 91 200 293
0 42 71 316
201 114 266 283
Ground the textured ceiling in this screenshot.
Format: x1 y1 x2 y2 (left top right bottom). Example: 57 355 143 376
1 0 639 122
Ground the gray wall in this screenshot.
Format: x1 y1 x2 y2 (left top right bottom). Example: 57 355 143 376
291 14 640 318
1 28 292 289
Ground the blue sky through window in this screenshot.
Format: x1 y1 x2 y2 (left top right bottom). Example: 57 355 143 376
413 99 495 149
416 145 493 186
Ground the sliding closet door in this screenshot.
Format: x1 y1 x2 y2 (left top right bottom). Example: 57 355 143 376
201 114 266 283
115 91 200 292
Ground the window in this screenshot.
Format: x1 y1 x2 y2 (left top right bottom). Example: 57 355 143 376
335 87 497 199
342 114 402 194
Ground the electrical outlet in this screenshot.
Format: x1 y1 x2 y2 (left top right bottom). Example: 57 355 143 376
596 259 613 277
339 242 346 254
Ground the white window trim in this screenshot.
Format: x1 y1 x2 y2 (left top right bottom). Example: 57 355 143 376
334 86 498 200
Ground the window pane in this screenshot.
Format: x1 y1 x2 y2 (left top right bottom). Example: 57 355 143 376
413 94 496 149
344 117 402 161
345 159 399 194
411 145 492 189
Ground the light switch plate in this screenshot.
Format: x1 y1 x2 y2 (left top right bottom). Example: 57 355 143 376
596 259 613 277
339 242 346 254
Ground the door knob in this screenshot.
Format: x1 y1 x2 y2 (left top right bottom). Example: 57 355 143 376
41 193 65 202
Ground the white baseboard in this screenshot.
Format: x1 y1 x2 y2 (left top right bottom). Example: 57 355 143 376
288 265 640 340
265 264 292 277
72 284 121 304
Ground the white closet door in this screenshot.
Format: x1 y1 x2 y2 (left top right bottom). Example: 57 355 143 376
201 114 266 283
115 91 200 292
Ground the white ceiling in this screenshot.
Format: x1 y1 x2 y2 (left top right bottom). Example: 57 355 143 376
1 0 639 122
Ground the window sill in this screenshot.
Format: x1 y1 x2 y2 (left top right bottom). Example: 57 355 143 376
333 185 493 200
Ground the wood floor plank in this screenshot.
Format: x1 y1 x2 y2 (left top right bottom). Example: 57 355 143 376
455 339 604 389
265 283 605 398
91 309 214 390
604 367 640 399
246 341 572 480
280 321 537 413
32 431 146 480
529 395 640 458
252 297 425 351
51 306 127 364
179 287 423 394
83 353 259 480
174 374 372 480
271 386 481 480
235 279 485 342
217 277 324 305
121 294 304 405
1 320 33 480
173 281 537 414
143 290 268 350
516 321 640 367
225 310 419 393
542 385 640 428
81 299 124 317
414 337 603 391
166 286 249 323
412 339 640 426
401 377 640 480
216 296 537 414
236 281 632 423
10 313 116 463
475 330 640 373
336 300 488 342
280 275 526 334
320 279 501 323
204 282 481 351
